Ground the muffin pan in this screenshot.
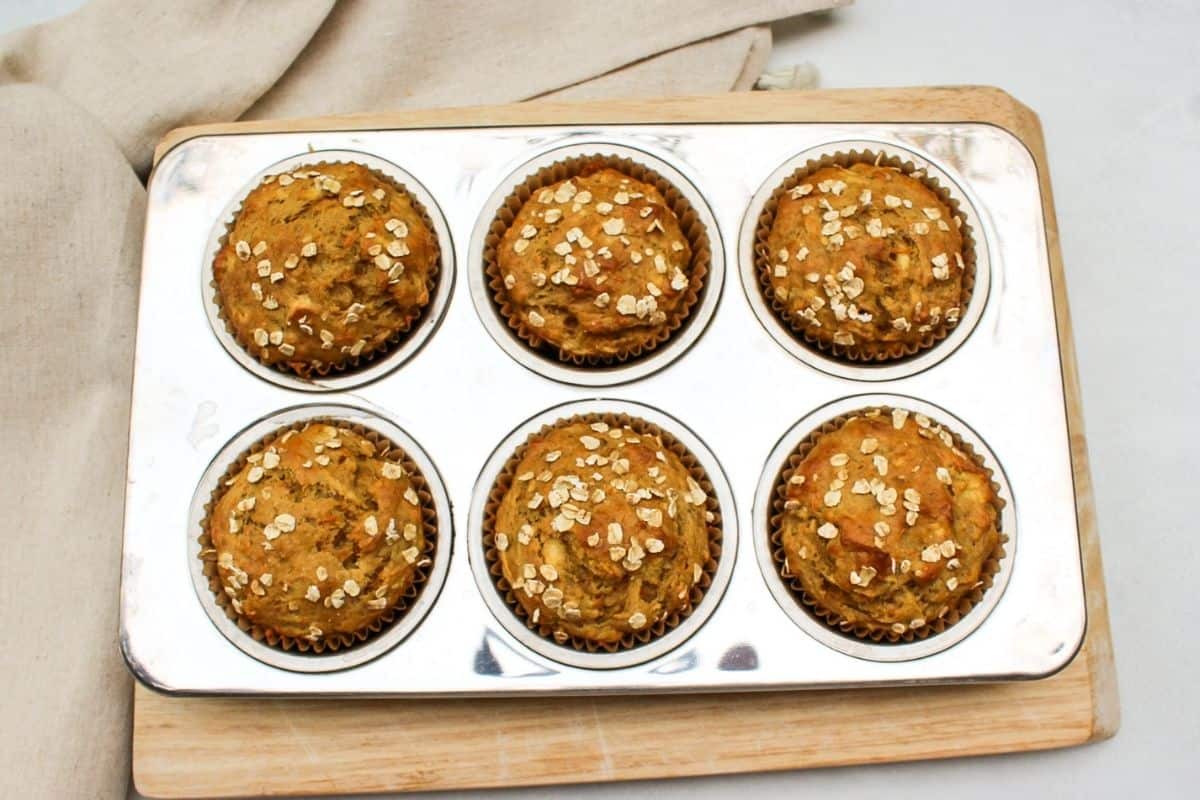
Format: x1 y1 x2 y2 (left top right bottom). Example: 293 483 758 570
120 122 1085 695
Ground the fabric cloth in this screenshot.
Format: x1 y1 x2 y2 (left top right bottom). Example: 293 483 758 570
0 1 840 796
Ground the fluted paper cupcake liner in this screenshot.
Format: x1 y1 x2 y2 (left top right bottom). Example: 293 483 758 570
768 405 1006 643
482 412 722 653
483 153 711 366
209 158 442 379
198 417 439 654
753 148 978 363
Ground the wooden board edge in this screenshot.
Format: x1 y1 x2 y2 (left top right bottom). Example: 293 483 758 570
995 96 1120 741
130 667 1099 799
152 86 1034 167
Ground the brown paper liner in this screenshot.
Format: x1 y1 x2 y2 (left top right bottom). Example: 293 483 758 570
482 412 723 653
768 406 1007 644
197 417 439 654
210 159 443 379
753 148 979 363
483 153 712 367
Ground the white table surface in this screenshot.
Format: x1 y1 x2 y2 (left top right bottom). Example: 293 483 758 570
5 1 1196 797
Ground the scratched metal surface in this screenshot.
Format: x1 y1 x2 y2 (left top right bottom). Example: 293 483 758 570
119 123 1085 696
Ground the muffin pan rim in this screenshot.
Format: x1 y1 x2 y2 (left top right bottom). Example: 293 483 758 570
185 402 454 673
466 140 726 387
465 398 739 670
200 148 457 393
736 138 993 381
752 392 1017 662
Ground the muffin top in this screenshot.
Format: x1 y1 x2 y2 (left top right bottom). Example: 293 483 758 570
777 408 1000 638
495 166 696 359
491 418 714 647
213 161 438 376
207 422 430 645
764 163 967 354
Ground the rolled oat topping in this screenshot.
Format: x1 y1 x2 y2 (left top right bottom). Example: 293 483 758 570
776 407 1000 639
494 164 699 360
490 416 716 647
213 162 438 376
206 422 432 646
763 161 967 356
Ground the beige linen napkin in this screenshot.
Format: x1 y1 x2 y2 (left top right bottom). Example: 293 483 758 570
0 1 840 796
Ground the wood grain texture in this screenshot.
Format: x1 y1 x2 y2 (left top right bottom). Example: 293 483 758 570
134 658 1096 798
134 87 1118 799
153 86 1035 165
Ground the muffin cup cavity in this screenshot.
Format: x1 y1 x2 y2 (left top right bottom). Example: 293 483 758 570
753 394 1016 662
470 143 725 387
190 405 452 673
737 141 993 383
484 152 711 367
753 147 978 363
468 399 738 670
769 406 1006 645
204 151 454 392
483 411 722 654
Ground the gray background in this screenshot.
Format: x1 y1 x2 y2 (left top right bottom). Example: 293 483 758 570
3 0 1195 797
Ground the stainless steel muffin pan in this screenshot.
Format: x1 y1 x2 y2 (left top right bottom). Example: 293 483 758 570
120 121 1086 696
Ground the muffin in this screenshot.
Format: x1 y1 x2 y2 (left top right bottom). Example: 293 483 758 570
201 420 435 651
485 414 720 651
488 158 708 363
758 158 972 360
772 407 1003 641
212 161 439 377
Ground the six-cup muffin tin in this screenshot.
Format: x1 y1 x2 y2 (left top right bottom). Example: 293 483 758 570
119 121 1086 696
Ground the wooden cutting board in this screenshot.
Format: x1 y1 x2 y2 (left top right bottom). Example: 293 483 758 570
133 87 1118 799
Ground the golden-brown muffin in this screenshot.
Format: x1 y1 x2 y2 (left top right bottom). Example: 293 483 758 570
205 421 432 649
212 161 439 376
488 416 716 649
775 407 1001 639
762 162 968 358
494 164 698 361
